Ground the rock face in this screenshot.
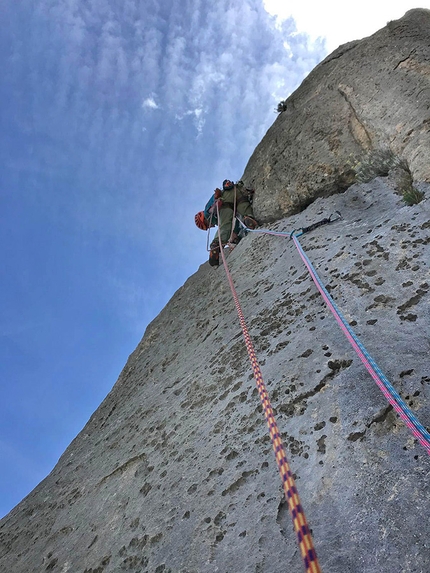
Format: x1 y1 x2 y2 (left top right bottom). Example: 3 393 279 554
245 8 430 222
1 11 429 573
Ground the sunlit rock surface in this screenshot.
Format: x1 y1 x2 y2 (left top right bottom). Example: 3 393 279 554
245 8 430 222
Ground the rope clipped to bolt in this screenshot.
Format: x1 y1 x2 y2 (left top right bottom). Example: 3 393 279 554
293 211 342 236
215 203 322 573
236 211 342 239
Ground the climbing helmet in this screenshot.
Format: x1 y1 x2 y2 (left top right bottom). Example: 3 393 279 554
195 211 209 230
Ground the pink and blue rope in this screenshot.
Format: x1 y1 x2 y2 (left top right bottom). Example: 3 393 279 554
291 233 430 454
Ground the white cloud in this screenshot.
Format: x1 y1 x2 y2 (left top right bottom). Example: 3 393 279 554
6 0 329 244
263 0 428 52
142 96 159 109
175 108 205 134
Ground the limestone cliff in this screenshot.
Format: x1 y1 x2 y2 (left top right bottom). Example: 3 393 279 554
246 8 430 222
0 9 429 573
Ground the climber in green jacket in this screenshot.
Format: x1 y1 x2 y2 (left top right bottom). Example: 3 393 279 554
194 179 258 266
208 179 258 266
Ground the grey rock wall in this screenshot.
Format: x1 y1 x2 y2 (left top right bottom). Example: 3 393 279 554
0 178 429 572
244 8 430 222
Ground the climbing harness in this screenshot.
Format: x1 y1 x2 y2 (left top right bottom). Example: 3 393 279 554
216 203 322 573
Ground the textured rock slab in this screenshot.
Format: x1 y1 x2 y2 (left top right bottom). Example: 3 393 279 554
0 179 429 572
244 9 430 222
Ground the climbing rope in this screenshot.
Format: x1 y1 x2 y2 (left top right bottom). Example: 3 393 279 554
237 214 430 454
216 205 322 573
229 185 238 244
291 233 430 455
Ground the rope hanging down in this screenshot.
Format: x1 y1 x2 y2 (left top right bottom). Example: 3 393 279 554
238 214 430 454
216 205 322 573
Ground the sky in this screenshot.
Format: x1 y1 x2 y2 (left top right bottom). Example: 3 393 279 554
0 0 427 519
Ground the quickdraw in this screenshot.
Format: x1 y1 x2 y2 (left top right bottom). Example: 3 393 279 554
236 211 341 239
290 211 342 237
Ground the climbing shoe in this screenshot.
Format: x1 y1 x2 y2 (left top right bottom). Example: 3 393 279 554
209 247 220 267
243 216 258 230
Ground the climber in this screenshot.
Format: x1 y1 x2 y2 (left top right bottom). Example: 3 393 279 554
194 192 236 261
194 180 258 267
208 179 258 267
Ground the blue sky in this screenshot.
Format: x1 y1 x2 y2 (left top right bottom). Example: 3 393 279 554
0 0 426 518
